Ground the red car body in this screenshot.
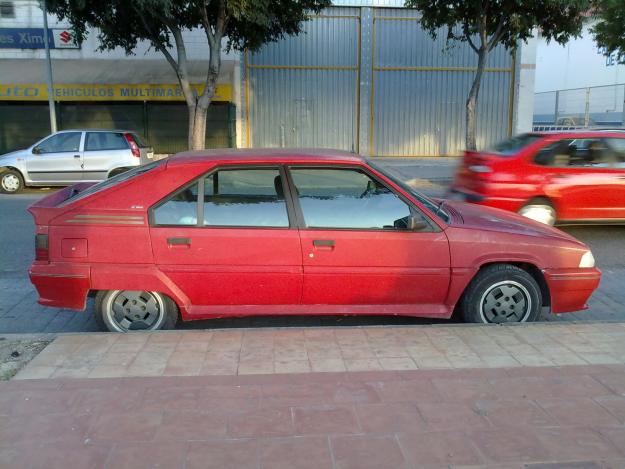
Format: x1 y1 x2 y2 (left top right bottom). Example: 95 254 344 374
450 131 625 224
28 149 600 326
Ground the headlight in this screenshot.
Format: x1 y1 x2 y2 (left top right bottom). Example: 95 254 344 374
579 251 595 268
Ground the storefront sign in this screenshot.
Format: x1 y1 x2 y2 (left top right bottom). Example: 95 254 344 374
0 83 232 102
0 28 79 49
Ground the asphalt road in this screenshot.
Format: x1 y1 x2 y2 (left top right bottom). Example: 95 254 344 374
1 161 624 333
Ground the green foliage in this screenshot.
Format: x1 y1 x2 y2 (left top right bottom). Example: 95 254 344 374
404 0 590 51
592 0 625 63
47 0 331 55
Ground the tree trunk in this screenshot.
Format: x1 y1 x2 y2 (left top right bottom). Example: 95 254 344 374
465 47 488 151
188 103 208 150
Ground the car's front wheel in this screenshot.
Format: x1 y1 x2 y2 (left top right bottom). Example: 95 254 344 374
0 170 25 194
95 290 179 332
461 265 542 324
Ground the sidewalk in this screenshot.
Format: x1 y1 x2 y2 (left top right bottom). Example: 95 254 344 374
2 322 625 468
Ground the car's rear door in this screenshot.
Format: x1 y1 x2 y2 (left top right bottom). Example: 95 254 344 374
287 166 451 312
26 131 83 184
149 165 302 312
82 131 132 181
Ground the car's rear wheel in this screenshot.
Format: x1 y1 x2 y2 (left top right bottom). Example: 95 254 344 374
0 170 25 194
95 290 178 332
461 265 542 324
518 198 556 226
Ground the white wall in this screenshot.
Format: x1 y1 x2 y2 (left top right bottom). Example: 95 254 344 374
536 22 625 92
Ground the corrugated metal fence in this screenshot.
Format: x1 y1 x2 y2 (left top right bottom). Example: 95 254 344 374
244 7 515 157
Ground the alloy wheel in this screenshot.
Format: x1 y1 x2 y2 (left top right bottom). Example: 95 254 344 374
479 281 532 323
103 290 166 332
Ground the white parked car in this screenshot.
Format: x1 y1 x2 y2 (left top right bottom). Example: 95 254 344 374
0 129 154 193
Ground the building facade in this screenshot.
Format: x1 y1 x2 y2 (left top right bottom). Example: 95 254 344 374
1 0 536 156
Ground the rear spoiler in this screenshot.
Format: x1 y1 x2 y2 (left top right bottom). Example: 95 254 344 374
28 182 95 225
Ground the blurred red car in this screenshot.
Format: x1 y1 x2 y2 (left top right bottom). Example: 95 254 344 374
450 131 625 225
29 149 599 332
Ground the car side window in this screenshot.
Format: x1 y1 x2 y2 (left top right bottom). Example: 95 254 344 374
605 138 625 168
152 182 199 226
534 139 618 168
36 132 82 153
289 168 413 230
203 168 289 227
85 132 128 151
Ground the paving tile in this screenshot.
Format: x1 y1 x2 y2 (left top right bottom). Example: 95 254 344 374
310 358 347 372
489 375 614 400
535 426 624 460
105 441 186 469
536 397 622 426
0 412 92 446
417 401 492 432
398 431 483 467
228 407 294 437
473 399 556 427
331 435 410 469
375 378 441 403
13 364 57 379
344 358 382 371
259 436 333 469
293 405 360 435
470 427 551 463
332 381 381 404
87 412 163 442
153 410 228 440
139 385 202 412
378 357 418 370
22 442 111 469
356 402 426 433
261 383 332 407
432 377 497 401
274 359 312 374
594 395 625 423
187 439 258 469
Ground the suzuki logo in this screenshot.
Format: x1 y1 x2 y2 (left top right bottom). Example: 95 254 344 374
59 31 71 43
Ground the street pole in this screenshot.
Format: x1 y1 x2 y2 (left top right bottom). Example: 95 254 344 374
41 0 57 133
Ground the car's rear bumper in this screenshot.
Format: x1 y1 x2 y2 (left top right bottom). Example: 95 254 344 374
448 187 524 212
543 267 601 314
29 262 90 310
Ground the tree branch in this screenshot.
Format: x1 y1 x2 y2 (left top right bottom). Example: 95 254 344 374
132 5 179 73
487 16 506 51
463 21 479 53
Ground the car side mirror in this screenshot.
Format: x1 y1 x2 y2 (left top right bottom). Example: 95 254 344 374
407 215 429 231
32 147 41 155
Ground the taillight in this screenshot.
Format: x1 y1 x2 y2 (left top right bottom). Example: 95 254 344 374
35 234 49 261
124 133 140 158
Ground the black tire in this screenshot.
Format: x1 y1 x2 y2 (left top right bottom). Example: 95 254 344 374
94 290 179 332
461 264 542 324
518 197 556 226
0 169 25 194
108 167 130 178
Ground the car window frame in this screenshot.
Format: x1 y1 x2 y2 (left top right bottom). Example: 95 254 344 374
284 164 439 233
532 137 624 170
34 131 84 154
85 131 130 152
148 164 298 230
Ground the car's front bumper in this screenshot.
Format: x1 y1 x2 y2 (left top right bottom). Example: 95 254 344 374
29 262 90 310
543 267 601 314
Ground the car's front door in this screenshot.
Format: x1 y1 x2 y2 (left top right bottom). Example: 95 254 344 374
149 166 302 314
287 166 451 312
26 132 84 184
537 138 625 220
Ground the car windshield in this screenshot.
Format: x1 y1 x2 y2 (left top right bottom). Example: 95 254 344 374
486 134 542 156
61 160 164 205
368 161 450 223
130 132 150 148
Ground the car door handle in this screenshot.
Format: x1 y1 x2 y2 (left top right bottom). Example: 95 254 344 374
167 237 191 246
73 154 81 158
313 239 335 248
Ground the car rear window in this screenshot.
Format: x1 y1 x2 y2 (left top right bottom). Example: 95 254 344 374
85 132 128 151
61 160 164 205
486 134 543 156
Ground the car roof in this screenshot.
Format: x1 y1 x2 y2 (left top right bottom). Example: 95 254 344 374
168 148 364 166
530 129 625 138
56 129 135 133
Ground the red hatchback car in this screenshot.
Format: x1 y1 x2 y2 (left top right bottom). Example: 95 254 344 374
29 149 600 332
450 131 625 225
